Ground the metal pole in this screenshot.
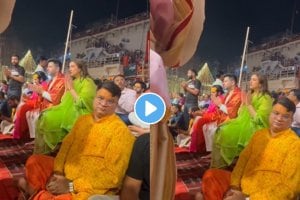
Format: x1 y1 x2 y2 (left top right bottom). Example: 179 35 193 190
62 10 74 72
290 0 297 34
238 26 250 87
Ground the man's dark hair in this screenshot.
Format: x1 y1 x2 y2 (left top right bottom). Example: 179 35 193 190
274 97 296 114
38 56 47 62
290 89 300 101
113 74 125 81
134 80 147 90
47 58 62 71
188 69 198 76
94 78 103 89
223 73 237 84
11 54 20 59
171 103 181 112
99 81 121 98
7 95 19 101
271 91 279 101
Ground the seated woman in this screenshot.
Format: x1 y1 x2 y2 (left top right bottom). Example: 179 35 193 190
13 71 48 139
189 85 225 152
34 60 96 154
211 73 273 168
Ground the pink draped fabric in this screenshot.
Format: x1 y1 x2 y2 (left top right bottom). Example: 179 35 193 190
150 1 205 199
150 0 205 67
0 0 15 33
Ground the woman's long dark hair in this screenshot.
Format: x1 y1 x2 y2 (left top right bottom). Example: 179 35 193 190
33 71 47 82
70 60 90 78
250 73 270 96
211 85 224 96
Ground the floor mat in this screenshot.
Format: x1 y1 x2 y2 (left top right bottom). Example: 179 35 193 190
0 137 33 200
175 147 210 200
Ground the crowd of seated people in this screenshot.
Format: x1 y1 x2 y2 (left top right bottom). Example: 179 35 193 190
170 71 300 199
0 56 149 199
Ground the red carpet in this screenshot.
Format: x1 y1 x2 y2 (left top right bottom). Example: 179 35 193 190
175 147 210 200
0 135 33 200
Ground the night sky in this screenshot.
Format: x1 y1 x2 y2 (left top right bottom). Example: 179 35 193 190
4 0 148 56
3 0 300 70
183 0 300 74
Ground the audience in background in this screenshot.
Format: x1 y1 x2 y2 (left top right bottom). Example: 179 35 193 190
113 74 136 125
287 88 300 136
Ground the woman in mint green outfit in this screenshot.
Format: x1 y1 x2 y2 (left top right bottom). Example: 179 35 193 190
34 60 96 154
211 73 273 168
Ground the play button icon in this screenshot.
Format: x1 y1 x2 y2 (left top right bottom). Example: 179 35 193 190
134 93 166 125
145 101 157 116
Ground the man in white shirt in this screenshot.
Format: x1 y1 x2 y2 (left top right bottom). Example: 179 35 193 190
287 89 300 136
34 56 48 74
113 74 136 125
212 71 224 88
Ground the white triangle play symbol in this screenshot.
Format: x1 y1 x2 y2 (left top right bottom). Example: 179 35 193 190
145 101 157 117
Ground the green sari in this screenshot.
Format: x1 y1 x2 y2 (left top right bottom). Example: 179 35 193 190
34 77 96 154
211 93 273 168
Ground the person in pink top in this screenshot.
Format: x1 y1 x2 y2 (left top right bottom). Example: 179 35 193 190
13 71 48 139
189 84 226 153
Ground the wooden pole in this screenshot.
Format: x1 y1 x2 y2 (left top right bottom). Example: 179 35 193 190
238 26 250 87
62 10 74 72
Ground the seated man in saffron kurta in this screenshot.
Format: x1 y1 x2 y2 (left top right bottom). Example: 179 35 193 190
17 82 135 200
196 97 300 200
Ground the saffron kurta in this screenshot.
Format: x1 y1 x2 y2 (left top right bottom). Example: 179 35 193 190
26 113 135 200
201 128 300 200
231 128 300 199
212 93 273 168
34 77 96 154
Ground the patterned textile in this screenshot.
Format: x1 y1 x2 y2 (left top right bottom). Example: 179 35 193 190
0 136 33 200
175 147 210 200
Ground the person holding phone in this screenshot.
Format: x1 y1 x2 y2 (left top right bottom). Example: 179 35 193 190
4 54 25 100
